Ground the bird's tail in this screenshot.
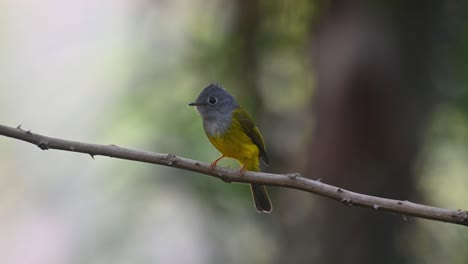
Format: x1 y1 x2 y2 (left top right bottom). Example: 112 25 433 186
250 184 272 213
245 160 272 213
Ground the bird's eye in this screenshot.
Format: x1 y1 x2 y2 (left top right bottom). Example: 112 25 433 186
208 96 217 105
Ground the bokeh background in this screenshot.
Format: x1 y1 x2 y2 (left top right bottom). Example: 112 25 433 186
0 1 467 263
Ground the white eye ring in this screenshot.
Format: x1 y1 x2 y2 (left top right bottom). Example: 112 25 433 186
208 96 217 104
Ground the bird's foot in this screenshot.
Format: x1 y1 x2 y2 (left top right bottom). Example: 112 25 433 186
210 155 225 170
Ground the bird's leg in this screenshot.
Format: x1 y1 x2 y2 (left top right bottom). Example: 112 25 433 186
210 155 225 170
239 158 247 176
239 165 246 176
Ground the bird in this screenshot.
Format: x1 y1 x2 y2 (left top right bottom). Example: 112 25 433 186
189 83 272 213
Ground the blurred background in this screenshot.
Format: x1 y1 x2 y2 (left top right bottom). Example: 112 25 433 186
0 0 467 263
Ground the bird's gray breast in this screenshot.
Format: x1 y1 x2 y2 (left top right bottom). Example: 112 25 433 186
202 112 232 137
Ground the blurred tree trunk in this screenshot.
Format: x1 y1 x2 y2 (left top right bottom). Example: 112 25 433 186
279 1 442 263
224 0 262 110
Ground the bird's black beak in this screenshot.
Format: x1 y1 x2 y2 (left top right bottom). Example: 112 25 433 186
188 101 200 106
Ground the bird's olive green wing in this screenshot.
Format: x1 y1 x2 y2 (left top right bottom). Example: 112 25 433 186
232 108 269 165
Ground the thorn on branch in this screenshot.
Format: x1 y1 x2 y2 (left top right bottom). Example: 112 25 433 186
37 141 49 150
217 173 231 183
397 201 403 205
455 210 468 224
16 124 23 130
89 154 95 159
373 205 380 210
341 198 353 207
165 154 177 166
26 130 32 135
337 188 343 193
194 162 200 166
316 178 322 182
287 173 300 180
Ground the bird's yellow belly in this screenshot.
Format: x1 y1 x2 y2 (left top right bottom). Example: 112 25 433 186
207 129 260 170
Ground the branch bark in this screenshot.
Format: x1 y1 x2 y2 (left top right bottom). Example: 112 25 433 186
0 123 466 226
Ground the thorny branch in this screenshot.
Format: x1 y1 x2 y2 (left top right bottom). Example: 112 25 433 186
0 124 467 226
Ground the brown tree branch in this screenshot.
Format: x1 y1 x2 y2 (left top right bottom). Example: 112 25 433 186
0 123 466 226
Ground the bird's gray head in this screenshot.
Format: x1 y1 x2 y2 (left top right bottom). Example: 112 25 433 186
189 83 240 120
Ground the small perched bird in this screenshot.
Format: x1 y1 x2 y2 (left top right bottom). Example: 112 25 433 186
189 83 272 213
